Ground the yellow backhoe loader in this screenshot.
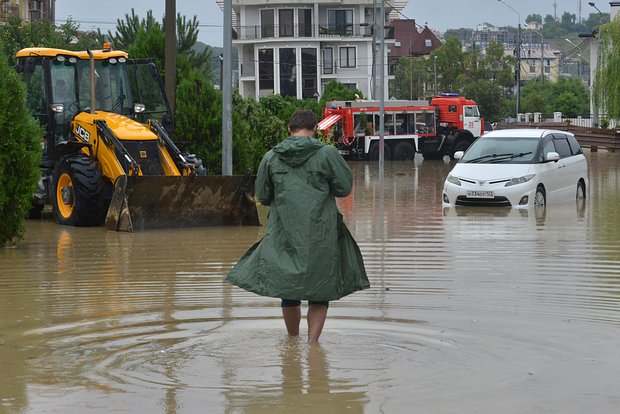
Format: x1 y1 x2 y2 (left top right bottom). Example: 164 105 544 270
16 45 259 231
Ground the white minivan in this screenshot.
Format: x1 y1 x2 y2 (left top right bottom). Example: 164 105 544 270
442 129 588 208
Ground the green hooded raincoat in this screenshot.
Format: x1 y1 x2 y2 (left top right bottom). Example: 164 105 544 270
225 136 369 301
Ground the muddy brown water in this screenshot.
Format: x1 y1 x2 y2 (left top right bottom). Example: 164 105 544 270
1 152 620 413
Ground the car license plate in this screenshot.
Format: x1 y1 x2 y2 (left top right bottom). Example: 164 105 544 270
466 190 494 198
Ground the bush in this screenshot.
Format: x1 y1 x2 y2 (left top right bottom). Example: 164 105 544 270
0 48 42 247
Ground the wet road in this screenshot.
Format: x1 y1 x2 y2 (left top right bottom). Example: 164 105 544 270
1 151 620 413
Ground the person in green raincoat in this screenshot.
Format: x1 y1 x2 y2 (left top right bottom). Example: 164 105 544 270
226 109 369 343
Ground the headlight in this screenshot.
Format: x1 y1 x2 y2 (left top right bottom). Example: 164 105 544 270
446 174 461 186
505 174 535 187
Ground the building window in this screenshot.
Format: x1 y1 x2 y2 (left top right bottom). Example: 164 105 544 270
301 48 317 99
425 39 432 48
261 9 274 38
339 47 356 68
323 47 334 74
298 9 312 37
279 9 293 37
279 48 296 97
341 83 357 90
328 9 353 36
259 49 274 93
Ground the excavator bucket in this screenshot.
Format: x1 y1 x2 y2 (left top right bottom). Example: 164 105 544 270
105 175 260 232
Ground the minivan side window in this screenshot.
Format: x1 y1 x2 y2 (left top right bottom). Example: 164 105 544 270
553 135 572 158
566 134 583 155
541 139 555 162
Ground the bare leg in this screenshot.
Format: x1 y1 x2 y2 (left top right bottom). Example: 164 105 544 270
282 305 301 336
307 304 328 343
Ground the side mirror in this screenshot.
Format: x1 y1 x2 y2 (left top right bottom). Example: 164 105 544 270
454 151 464 160
545 152 560 162
51 103 65 113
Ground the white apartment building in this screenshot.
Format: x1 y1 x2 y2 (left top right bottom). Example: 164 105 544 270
226 0 404 100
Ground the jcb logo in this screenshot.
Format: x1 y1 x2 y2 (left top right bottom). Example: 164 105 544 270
75 125 90 142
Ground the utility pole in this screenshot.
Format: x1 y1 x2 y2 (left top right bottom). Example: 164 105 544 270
498 0 521 117
164 0 176 116
222 0 233 176
379 0 385 170
371 0 377 99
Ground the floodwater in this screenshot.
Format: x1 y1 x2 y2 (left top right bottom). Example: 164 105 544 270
1 152 620 414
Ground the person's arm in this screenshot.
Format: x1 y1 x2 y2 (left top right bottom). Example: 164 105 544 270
255 151 274 205
324 146 352 197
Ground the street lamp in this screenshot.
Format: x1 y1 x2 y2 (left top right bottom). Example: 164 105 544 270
498 0 521 117
588 1 603 15
566 38 586 81
433 55 438 95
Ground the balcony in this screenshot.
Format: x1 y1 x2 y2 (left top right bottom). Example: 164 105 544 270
235 23 391 41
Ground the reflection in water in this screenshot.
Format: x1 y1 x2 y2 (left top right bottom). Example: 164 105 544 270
224 340 365 413
1 152 620 413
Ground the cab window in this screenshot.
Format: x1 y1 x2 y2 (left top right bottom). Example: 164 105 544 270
464 106 479 117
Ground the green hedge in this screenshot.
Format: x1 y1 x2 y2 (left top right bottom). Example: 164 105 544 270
0 48 42 247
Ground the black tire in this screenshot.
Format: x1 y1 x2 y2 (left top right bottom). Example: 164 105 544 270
368 142 392 161
576 180 586 200
182 153 207 176
534 185 546 207
422 151 443 160
450 139 471 159
52 155 112 226
393 142 416 161
576 180 586 212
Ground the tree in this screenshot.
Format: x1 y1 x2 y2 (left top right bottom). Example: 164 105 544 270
111 9 212 77
0 42 42 246
593 16 620 120
432 38 466 93
319 80 363 107
390 56 429 100
526 14 543 25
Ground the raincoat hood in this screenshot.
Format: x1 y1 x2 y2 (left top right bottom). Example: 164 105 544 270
273 136 324 167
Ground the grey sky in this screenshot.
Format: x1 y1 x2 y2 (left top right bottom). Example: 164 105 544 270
54 0 606 47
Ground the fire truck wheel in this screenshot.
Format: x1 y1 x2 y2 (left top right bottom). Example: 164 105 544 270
450 139 471 159
393 142 416 161
422 151 443 160
369 142 392 161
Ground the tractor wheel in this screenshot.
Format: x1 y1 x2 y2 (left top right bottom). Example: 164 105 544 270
52 155 112 227
28 203 44 219
393 142 416 161
182 153 207 176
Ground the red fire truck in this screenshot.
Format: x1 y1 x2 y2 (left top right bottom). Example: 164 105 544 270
319 93 483 160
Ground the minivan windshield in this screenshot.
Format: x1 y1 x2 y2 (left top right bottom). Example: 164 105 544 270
460 137 539 164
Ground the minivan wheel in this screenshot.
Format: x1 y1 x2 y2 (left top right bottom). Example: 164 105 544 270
534 186 546 207
576 181 586 200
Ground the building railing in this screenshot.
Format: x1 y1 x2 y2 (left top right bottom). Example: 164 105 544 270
235 23 392 40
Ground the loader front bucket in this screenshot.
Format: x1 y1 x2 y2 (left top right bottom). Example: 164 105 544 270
105 174 260 232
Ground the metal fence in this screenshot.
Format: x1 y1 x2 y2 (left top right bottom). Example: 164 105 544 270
498 121 620 152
